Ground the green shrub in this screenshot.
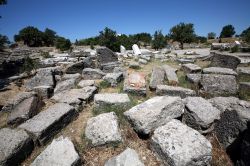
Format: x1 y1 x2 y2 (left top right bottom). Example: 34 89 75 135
98 80 111 89
231 45 239 53
21 57 38 74
55 37 71 51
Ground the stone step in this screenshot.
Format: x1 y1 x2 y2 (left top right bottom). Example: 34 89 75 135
156 85 196 98
18 103 77 145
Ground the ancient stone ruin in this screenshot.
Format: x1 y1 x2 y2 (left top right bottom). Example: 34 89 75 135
0 45 250 166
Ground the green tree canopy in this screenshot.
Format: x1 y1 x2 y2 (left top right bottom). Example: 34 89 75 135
207 32 216 39
241 26 250 44
55 37 71 51
169 22 196 49
220 25 235 38
152 30 166 50
0 0 7 5
98 27 118 51
43 28 57 46
14 26 44 47
0 34 9 50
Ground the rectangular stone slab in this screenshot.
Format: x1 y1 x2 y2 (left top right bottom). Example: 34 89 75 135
18 103 76 145
31 136 81 166
151 119 212 166
0 128 34 166
149 67 165 90
123 72 147 96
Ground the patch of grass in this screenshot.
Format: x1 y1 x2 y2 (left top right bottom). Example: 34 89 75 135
238 75 250 82
0 111 8 129
93 104 132 125
98 80 111 89
21 57 39 74
177 71 191 89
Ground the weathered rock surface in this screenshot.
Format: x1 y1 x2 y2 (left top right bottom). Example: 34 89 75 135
181 63 201 73
186 73 201 84
96 47 118 67
202 67 237 76
237 67 250 78
149 67 165 90
104 148 144 166
33 85 54 99
64 57 95 74
210 51 241 69
25 67 60 90
94 93 131 111
2 92 42 125
77 80 95 88
123 72 147 96
82 68 106 79
183 97 220 130
214 110 248 150
132 44 141 55
124 96 184 135
61 73 81 82
208 96 240 113
138 58 147 65
101 61 121 73
54 78 77 94
18 103 76 145
85 112 122 146
0 128 34 166
103 72 123 87
52 86 97 107
151 119 212 166
200 74 237 96
31 136 81 166
129 62 140 69
156 85 196 98
162 65 178 85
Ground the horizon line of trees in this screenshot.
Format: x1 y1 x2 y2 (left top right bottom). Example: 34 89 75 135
1 23 250 51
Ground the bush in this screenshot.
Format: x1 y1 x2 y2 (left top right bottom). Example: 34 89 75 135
231 45 239 53
0 34 9 50
55 37 71 51
21 57 38 74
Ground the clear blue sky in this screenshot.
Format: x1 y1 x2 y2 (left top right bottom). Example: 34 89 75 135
1 0 250 42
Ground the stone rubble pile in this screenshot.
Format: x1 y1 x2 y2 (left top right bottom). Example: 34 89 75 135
0 46 250 166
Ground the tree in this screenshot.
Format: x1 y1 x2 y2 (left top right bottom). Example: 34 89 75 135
131 33 152 46
0 0 7 5
98 27 118 51
0 34 9 50
55 37 71 51
220 25 235 38
152 30 166 50
169 22 196 49
43 28 56 46
14 26 44 47
207 32 216 39
241 26 250 44
195 36 207 43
